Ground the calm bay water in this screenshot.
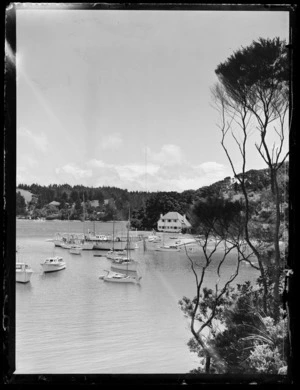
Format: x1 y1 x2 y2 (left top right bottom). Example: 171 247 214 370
15 220 259 374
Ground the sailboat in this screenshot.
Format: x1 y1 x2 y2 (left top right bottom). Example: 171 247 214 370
155 230 180 252
100 210 142 284
110 212 139 272
81 194 94 250
99 269 142 284
105 219 127 259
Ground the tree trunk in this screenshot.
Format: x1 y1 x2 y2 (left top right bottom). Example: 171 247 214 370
205 355 211 373
271 167 283 322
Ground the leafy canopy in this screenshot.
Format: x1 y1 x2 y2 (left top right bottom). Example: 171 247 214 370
215 37 289 106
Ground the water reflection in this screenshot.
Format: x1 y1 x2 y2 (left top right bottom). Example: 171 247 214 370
16 220 259 374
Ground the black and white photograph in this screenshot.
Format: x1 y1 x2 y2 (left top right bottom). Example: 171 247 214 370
4 2 296 385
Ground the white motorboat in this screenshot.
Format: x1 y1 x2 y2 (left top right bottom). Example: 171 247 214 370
16 263 33 283
41 256 66 273
155 244 180 252
99 270 141 284
53 232 84 248
69 245 82 255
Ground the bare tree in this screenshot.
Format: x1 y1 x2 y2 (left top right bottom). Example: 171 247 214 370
180 37 289 374
179 204 255 373
213 37 289 321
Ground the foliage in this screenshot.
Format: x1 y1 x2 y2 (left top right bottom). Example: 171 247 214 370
179 37 290 374
17 162 288 230
215 37 288 108
191 197 244 237
180 281 288 374
138 192 189 230
16 191 27 216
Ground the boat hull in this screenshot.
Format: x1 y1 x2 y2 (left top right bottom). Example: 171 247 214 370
81 242 94 250
16 270 33 283
41 264 66 273
54 240 63 247
16 263 33 283
41 257 66 273
69 248 82 255
103 275 141 284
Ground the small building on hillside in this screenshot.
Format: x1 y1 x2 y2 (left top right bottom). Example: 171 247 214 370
157 212 191 233
90 200 100 208
80 200 100 208
48 201 60 208
104 198 116 207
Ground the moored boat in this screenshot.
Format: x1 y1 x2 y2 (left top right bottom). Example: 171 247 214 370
155 244 180 252
100 208 142 283
81 241 94 250
110 210 140 272
53 232 94 250
69 245 82 255
85 232 110 242
99 270 142 284
16 263 33 283
41 256 66 273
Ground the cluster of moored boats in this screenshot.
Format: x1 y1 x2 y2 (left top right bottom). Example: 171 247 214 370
16 248 142 285
16 256 67 283
53 231 140 252
16 231 195 285
98 247 142 284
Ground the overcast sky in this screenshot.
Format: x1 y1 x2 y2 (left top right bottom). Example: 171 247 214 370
16 6 289 192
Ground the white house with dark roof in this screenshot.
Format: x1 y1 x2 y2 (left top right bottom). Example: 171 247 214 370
157 212 191 233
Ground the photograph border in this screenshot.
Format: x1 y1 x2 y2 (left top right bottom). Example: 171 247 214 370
3 2 298 385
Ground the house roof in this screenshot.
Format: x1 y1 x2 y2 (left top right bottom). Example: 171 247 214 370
159 211 191 227
49 201 60 206
162 211 183 220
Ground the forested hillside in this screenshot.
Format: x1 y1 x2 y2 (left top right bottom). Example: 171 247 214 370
17 162 288 230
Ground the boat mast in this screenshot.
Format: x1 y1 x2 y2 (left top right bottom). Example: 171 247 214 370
82 192 86 236
112 219 115 252
126 207 131 275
